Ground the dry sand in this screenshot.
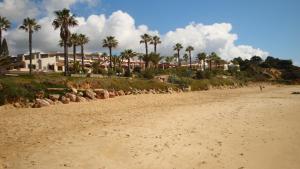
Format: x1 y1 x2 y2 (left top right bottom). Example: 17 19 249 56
0 85 300 169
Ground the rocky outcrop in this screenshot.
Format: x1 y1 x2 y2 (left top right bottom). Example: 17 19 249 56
65 93 77 102
60 96 70 104
49 94 60 101
76 96 87 102
85 89 96 100
94 89 109 99
33 99 51 108
35 91 45 99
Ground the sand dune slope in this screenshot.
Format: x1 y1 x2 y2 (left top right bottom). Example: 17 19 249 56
0 85 300 169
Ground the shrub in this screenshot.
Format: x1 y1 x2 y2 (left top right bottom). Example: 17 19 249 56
141 69 155 79
107 68 116 76
168 75 191 88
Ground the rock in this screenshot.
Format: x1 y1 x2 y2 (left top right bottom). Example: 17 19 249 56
117 90 125 96
49 94 60 101
78 92 84 96
94 89 109 99
85 89 96 99
44 98 54 105
60 96 70 104
183 86 192 92
125 91 132 95
35 91 45 99
70 87 78 94
167 88 174 94
65 93 77 102
13 102 22 108
33 99 50 108
109 91 116 98
76 96 86 102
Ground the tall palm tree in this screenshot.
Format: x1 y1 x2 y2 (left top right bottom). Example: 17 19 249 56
173 43 183 66
19 18 41 75
150 35 161 54
185 46 194 69
78 34 89 72
52 8 78 76
121 49 137 74
0 16 11 48
197 52 207 70
70 33 80 66
102 36 118 69
140 33 152 68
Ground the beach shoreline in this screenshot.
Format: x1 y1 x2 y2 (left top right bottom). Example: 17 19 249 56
1 85 300 169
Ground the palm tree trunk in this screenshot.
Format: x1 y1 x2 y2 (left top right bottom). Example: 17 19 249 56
145 42 149 68
73 45 76 66
177 50 181 66
29 31 32 75
0 30 2 49
189 52 192 69
81 45 84 72
154 44 157 54
209 60 212 71
203 59 206 71
109 47 112 68
64 40 68 76
128 58 130 74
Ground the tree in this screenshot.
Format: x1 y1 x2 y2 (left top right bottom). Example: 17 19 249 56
70 33 80 66
121 49 137 75
102 36 118 69
150 35 161 54
173 43 183 66
149 52 162 68
183 53 189 63
77 34 89 72
250 56 263 65
197 52 207 70
164 56 174 64
207 52 219 71
19 17 41 75
140 34 152 68
185 46 194 69
0 16 11 49
52 8 78 76
0 38 9 57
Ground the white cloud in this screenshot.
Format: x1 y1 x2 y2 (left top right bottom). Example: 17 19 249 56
4 10 269 61
0 0 39 22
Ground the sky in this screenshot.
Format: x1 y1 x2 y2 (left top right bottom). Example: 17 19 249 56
0 0 299 64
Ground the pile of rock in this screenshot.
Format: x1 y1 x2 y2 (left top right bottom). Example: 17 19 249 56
15 86 186 108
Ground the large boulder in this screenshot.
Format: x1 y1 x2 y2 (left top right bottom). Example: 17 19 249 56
109 91 116 98
65 93 77 102
85 89 96 100
70 87 78 94
49 94 60 101
33 99 50 108
76 96 87 102
44 98 55 105
94 89 109 99
60 96 70 104
117 90 125 96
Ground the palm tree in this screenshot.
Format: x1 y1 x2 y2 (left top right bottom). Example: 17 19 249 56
183 53 189 63
197 52 207 70
150 35 161 54
121 49 137 74
207 52 220 71
78 34 89 72
52 8 78 76
149 52 162 68
173 43 183 66
185 46 194 69
164 56 174 64
19 18 41 75
0 16 11 48
140 33 152 68
70 33 80 66
102 36 118 69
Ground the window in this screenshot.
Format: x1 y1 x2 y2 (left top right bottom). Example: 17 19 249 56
58 66 63 71
28 64 36 69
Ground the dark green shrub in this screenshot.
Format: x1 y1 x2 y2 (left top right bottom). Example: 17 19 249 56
141 69 155 79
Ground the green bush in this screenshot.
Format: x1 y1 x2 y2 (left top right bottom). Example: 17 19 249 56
168 75 191 88
141 69 155 79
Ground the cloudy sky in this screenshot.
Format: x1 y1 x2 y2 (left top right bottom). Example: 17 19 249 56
0 0 299 64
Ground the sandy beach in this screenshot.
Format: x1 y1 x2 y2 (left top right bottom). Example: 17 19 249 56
0 85 300 169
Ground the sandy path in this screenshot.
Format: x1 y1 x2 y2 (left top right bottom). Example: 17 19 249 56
1 85 300 169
